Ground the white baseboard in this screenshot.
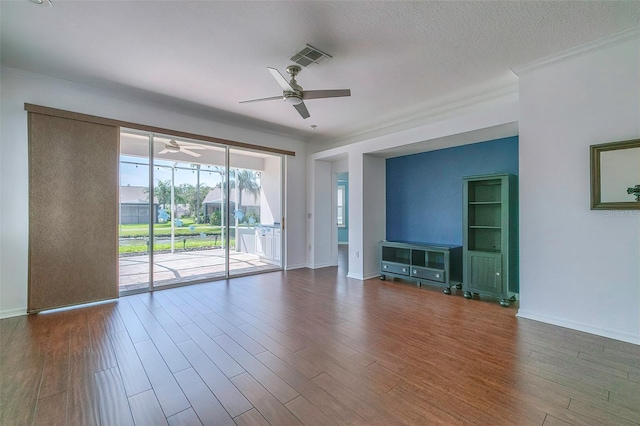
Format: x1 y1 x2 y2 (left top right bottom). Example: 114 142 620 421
311 262 333 269
0 308 27 319
345 271 380 281
516 310 640 345
284 263 307 271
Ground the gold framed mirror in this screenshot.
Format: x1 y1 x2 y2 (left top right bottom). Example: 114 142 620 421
590 138 640 210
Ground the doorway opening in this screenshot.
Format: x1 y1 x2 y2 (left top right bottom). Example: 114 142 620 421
337 172 349 271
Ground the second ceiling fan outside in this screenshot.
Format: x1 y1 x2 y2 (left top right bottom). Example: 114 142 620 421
158 139 206 158
240 65 351 119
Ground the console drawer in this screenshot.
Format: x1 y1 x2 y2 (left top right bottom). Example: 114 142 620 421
411 267 445 283
381 262 410 276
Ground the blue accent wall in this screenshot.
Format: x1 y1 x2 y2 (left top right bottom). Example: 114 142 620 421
337 173 349 243
386 136 518 245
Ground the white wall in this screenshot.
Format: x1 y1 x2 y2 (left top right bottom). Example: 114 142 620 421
332 158 348 174
347 152 364 278
516 35 640 344
311 160 333 268
0 68 307 317
362 154 386 279
284 154 307 270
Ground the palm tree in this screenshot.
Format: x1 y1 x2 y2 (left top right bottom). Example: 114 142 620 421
210 167 260 222
143 180 171 209
234 169 260 212
179 182 211 220
211 168 260 211
209 165 227 214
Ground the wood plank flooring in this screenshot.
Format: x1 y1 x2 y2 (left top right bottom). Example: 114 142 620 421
2 261 639 425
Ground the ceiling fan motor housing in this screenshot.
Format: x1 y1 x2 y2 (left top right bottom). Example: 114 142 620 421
166 140 180 152
285 65 302 77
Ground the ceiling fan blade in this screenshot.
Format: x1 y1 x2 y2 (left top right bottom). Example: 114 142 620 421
268 67 294 92
178 145 206 150
158 149 170 154
239 95 283 104
293 102 310 119
181 149 202 158
302 89 351 100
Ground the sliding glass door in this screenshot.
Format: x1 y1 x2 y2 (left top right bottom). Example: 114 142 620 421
118 131 283 293
151 135 228 287
228 148 283 276
119 132 152 292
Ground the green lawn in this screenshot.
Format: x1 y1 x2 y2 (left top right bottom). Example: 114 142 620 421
119 218 221 237
119 217 245 254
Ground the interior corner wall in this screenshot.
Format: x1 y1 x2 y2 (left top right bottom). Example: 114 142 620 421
517 36 640 344
312 160 333 268
347 152 364 279
0 69 308 317
363 155 386 279
284 153 307 270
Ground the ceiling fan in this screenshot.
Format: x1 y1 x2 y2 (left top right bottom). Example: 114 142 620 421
158 139 205 158
240 65 351 119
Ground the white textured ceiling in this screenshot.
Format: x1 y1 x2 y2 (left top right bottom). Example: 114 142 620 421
2 1 639 144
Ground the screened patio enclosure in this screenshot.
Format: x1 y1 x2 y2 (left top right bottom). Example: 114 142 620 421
119 130 283 293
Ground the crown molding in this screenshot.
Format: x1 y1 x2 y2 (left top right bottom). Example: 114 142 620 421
317 81 519 149
512 26 640 76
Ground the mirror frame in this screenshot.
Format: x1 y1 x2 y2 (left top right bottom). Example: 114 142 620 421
590 138 640 210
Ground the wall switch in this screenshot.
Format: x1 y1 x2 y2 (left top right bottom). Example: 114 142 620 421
355 251 359 258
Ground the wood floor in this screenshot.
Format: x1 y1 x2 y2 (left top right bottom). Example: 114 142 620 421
2 264 639 425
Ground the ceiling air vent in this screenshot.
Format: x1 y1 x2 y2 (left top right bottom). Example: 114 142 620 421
289 44 332 67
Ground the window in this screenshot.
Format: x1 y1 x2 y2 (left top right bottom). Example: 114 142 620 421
337 184 346 227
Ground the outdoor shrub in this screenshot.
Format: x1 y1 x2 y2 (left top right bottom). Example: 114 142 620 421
210 211 221 226
243 210 260 224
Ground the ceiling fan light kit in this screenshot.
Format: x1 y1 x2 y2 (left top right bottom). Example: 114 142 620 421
284 94 303 105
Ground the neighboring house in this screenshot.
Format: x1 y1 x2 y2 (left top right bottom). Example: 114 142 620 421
119 185 160 225
203 187 259 218
174 205 190 219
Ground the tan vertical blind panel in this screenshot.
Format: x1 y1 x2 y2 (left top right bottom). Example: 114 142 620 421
28 113 119 312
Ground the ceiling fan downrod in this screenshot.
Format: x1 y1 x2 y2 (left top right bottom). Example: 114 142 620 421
283 65 303 105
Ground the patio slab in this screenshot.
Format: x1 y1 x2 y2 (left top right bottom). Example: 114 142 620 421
119 248 278 292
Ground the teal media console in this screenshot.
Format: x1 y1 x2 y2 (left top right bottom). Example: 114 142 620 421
380 241 462 294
